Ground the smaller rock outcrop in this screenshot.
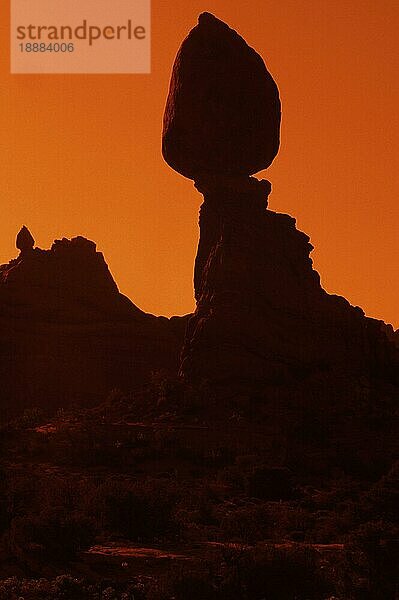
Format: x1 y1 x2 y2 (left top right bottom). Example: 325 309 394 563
1 234 124 320
16 225 35 253
0 232 188 412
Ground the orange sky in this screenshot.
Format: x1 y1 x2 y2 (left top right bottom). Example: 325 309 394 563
2 1 398 326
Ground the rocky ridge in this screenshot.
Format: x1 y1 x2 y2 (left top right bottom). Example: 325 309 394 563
0 229 187 412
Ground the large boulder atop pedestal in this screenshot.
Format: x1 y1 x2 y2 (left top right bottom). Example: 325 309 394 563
162 12 281 180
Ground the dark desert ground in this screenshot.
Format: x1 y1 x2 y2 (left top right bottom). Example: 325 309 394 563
0 13 398 600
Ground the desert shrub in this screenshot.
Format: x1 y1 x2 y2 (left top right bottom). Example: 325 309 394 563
2 474 39 521
95 479 180 542
201 447 235 469
44 427 123 468
0 470 11 534
106 388 125 405
9 510 96 561
148 571 217 600
246 466 294 500
169 573 216 600
220 544 336 600
18 407 45 428
149 373 216 418
310 510 354 543
361 461 399 522
0 576 141 600
175 485 219 533
149 544 337 600
346 521 399 600
150 372 186 406
219 504 274 543
278 505 317 542
218 465 246 490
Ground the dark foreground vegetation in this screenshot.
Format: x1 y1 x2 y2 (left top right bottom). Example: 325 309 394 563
0 376 397 599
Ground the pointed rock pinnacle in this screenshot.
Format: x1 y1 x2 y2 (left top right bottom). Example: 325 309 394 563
16 226 35 252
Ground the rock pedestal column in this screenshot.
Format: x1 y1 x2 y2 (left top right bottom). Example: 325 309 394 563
179 177 399 387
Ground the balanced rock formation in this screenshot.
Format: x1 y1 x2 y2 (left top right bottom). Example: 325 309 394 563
162 15 399 394
0 231 187 412
162 13 281 179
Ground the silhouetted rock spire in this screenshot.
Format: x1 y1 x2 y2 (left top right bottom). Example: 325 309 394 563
162 12 281 180
161 15 399 389
16 226 34 253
